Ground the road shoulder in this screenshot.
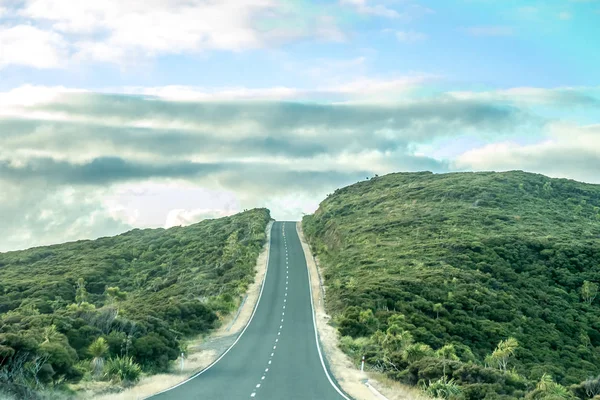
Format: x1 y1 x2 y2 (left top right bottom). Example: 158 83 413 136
296 222 376 400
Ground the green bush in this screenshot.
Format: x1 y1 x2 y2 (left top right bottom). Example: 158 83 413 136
39 341 80 382
422 376 462 399
104 356 142 385
132 333 178 372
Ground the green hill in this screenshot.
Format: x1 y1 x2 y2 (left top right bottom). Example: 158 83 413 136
303 171 600 400
0 208 271 399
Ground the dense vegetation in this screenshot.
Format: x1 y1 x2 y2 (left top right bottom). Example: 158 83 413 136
0 208 271 399
303 171 600 400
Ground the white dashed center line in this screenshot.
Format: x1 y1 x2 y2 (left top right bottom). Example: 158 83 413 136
250 223 292 399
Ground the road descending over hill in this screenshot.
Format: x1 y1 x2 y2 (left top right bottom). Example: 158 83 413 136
151 221 350 400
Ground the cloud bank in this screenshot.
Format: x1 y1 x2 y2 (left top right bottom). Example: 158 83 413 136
0 84 598 251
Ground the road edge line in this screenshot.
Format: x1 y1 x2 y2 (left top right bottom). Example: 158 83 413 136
296 222 353 400
145 220 274 399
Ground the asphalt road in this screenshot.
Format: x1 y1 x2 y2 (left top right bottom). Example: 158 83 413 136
151 221 350 400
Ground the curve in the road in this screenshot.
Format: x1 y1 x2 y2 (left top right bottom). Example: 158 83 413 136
149 221 351 400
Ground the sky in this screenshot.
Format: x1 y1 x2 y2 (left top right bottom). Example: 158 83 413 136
0 0 599 252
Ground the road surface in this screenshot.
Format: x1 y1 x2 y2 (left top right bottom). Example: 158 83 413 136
151 221 350 400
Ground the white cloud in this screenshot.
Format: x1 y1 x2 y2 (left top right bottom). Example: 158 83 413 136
120 75 433 102
341 0 432 20
328 76 432 95
0 0 344 67
265 192 326 220
464 26 514 37
395 30 428 43
0 85 527 190
340 0 399 18
0 84 86 107
126 85 302 102
448 87 599 106
73 41 129 64
1 84 597 251
21 0 269 51
0 182 130 252
103 181 241 228
0 25 68 69
312 15 346 42
18 0 271 63
165 208 237 228
454 123 600 183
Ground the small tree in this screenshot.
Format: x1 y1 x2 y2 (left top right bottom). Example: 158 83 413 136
488 337 518 371
581 281 599 305
75 278 88 306
527 373 576 399
433 303 445 319
89 337 109 379
105 286 127 317
436 344 459 377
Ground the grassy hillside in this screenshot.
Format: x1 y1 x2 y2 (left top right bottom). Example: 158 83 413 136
0 208 271 399
303 171 600 400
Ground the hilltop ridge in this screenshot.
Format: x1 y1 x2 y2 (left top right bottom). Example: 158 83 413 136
303 171 600 399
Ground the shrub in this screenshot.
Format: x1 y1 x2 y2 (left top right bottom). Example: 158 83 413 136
132 333 178 372
422 376 462 399
104 356 142 385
